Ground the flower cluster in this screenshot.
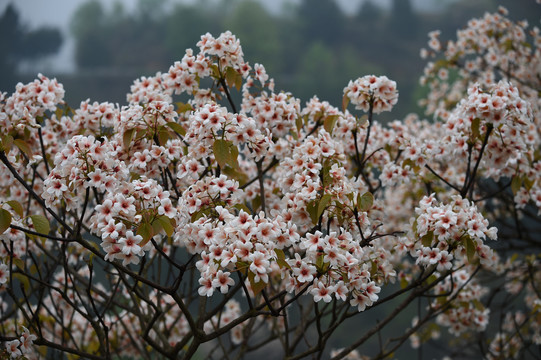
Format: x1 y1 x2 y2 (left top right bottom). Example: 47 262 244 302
91 177 176 265
70 100 118 136
419 7 540 123
291 230 382 311
5 327 37 359
163 49 208 96
241 90 300 138
343 75 398 114
181 102 270 163
0 73 64 132
408 194 498 268
432 269 490 336
42 135 128 210
116 100 178 144
197 31 246 70
174 174 293 296
204 300 244 343
127 73 171 105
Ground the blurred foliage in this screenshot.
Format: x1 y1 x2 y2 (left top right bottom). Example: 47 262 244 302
224 1 283 74
0 4 62 91
4 0 539 119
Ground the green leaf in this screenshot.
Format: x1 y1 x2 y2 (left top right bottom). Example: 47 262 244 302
123 128 135 149
0 134 14 152
274 249 291 270
29 264 38 275
400 277 408 289
317 194 332 219
6 200 23 218
402 159 416 169
55 107 64 120
306 200 319 225
225 67 239 90
13 273 30 292
191 209 207 223
175 102 193 114
321 163 333 187
14 139 33 159
137 222 154 246
30 215 50 236
210 64 220 78
323 115 340 135
357 115 368 128
342 93 350 112
155 216 174 238
290 129 299 141
251 195 261 213
509 253 519 263
412 219 418 234
421 231 434 247
222 166 247 186
157 127 170 146
151 218 163 235
471 117 481 140
233 203 252 214
0 208 12 234
13 258 25 271
359 192 374 212
166 121 187 136
247 271 266 296
316 253 327 273
235 72 243 91
465 236 476 263
472 299 484 311
524 177 535 191
511 175 522 195
228 143 239 169
86 252 95 267
295 116 303 133
211 138 240 169
213 138 230 169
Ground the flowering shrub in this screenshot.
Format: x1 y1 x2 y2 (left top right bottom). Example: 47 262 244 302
0 8 540 360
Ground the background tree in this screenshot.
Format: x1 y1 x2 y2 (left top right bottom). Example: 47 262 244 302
0 4 62 91
63 0 537 117
223 1 283 75
70 0 111 69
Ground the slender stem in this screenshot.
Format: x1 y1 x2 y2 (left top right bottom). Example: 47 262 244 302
9 224 75 242
75 187 90 240
219 78 238 114
424 164 462 193
38 127 50 175
462 124 493 199
256 159 266 215
240 157 278 190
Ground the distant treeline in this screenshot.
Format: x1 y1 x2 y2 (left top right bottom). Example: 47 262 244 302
2 0 539 119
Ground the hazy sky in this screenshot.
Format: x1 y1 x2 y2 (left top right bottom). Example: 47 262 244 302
0 0 454 73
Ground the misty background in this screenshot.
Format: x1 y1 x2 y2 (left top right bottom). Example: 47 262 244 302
0 0 539 118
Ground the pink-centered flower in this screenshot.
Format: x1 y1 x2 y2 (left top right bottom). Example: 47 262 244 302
119 231 143 256
310 281 334 303
19 327 37 354
6 339 21 358
212 270 235 294
0 263 8 284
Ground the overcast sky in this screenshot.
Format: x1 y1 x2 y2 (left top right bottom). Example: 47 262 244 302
0 0 454 73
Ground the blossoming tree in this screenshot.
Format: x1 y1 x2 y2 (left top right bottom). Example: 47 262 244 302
1 5 540 360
